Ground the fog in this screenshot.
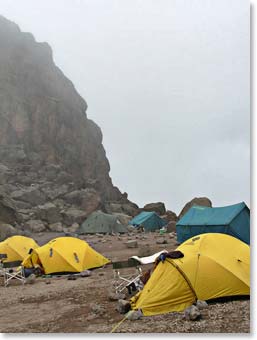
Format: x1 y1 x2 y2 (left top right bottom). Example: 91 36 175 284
0 0 250 213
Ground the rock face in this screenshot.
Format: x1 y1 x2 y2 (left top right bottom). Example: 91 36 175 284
142 202 166 215
178 197 212 220
0 16 138 232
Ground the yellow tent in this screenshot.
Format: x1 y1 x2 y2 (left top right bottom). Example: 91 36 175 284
131 233 250 316
0 235 39 262
22 237 110 274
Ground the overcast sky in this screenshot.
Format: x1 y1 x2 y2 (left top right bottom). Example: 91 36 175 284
0 0 250 214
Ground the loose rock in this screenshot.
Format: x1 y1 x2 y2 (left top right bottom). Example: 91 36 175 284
184 305 201 321
125 240 138 248
116 299 131 314
196 300 208 309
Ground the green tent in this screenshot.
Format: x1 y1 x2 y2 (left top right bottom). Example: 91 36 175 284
77 211 128 234
176 202 250 244
128 211 167 232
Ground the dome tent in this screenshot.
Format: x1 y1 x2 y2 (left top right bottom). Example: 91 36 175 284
22 237 110 274
128 211 167 231
77 211 128 234
0 235 39 262
130 233 250 316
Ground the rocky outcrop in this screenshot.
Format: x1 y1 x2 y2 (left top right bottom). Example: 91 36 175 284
178 197 212 220
0 16 138 233
162 210 178 222
142 202 166 215
0 15 121 199
0 190 21 224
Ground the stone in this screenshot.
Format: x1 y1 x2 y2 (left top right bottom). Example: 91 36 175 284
169 232 176 238
164 210 178 222
61 208 88 225
63 189 101 214
0 193 21 224
89 303 106 316
96 233 104 237
125 240 138 248
0 222 17 241
178 197 212 219
108 291 126 301
137 244 152 257
156 238 168 244
142 202 166 215
105 202 139 217
11 187 46 206
26 219 46 232
41 184 70 200
80 270 91 277
55 171 73 185
48 222 64 232
116 299 131 314
196 300 208 309
166 221 177 233
126 310 143 321
184 305 201 321
36 202 61 224
25 273 36 284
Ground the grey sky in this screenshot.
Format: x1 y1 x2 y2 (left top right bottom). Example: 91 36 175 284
0 0 250 213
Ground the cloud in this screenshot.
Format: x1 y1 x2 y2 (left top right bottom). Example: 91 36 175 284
0 0 250 213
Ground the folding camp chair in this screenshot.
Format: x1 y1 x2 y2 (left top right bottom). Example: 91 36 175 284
1 259 26 287
112 258 144 295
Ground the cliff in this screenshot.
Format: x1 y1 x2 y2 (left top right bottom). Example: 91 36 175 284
0 16 138 234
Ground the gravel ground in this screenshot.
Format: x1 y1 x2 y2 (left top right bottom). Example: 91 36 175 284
0 231 251 333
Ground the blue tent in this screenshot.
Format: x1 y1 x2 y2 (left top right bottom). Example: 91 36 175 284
176 202 250 244
128 211 167 232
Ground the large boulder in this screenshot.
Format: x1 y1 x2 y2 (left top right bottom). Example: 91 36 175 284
163 210 178 222
35 202 61 224
48 222 64 232
178 197 212 220
105 202 139 217
166 221 177 233
0 192 21 224
0 222 17 241
61 208 88 226
25 219 46 233
11 186 46 206
41 184 70 200
142 202 166 216
63 189 102 214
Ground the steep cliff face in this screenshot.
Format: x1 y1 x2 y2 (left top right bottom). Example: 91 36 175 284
0 15 120 201
0 16 141 233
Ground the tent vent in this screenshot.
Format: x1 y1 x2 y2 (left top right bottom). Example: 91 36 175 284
49 248 53 257
74 252 79 263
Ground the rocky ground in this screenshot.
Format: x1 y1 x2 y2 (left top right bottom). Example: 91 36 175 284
0 231 250 334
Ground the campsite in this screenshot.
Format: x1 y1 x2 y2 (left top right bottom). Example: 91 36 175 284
0 5 250 334
0 222 250 333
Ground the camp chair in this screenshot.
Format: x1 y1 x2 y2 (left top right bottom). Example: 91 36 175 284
1 260 26 287
112 258 144 295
